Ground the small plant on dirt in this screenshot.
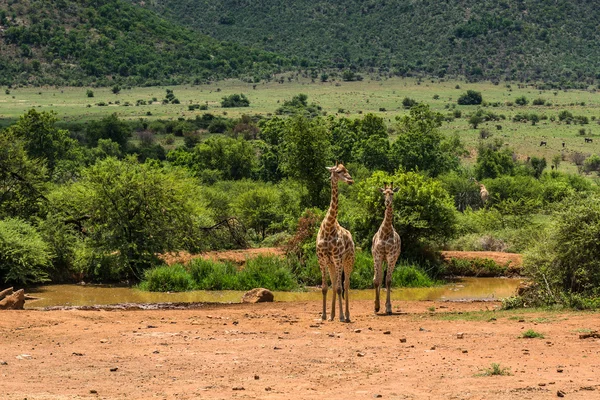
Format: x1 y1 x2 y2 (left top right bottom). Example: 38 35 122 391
476 363 512 377
428 306 436 312
521 329 544 339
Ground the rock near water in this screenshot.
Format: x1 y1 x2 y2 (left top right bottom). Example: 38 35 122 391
241 288 274 303
0 288 25 310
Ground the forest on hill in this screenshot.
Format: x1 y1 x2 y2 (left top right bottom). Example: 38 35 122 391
147 0 600 85
0 0 291 86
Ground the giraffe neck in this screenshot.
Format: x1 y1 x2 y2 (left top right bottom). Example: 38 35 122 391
380 201 394 235
323 177 339 230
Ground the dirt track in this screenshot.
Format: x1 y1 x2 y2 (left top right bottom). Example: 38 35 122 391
2 300 599 399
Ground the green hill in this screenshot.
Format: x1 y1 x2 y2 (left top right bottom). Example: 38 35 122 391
147 0 600 85
0 0 291 86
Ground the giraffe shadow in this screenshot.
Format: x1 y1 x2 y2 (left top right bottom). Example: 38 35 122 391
374 311 408 317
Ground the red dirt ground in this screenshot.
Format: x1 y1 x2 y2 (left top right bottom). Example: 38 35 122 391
163 248 522 268
440 251 523 267
161 248 286 266
2 300 599 399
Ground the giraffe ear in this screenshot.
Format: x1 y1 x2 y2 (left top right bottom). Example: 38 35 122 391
326 166 335 172
378 187 385 193
392 187 399 193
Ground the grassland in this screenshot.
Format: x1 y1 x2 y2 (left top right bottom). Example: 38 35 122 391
2 76 600 171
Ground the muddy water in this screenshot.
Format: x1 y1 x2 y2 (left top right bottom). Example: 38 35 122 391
25 277 521 309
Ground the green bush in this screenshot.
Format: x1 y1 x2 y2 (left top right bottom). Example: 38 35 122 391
350 251 435 289
0 218 51 284
521 194 600 307
457 90 482 105
237 256 298 291
139 265 194 292
221 94 250 108
188 258 238 290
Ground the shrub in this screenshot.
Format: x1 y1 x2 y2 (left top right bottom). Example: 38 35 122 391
237 256 298 291
521 329 544 339
457 90 482 105
221 93 250 108
189 258 238 290
532 98 546 106
0 218 51 284
139 265 194 292
402 97 417 109
522 195 600 307
477 363 511 377
515 96 529 106
86 89 94 98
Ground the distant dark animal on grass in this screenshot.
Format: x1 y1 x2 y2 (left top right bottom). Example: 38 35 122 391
540 141 547 146
585 138 593 143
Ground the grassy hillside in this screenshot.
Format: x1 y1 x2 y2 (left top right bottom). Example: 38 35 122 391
2 77 599 174
0 0 291 86
148 0 600 85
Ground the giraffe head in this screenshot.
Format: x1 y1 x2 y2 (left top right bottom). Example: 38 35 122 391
327 162 354 185
379 182 398 207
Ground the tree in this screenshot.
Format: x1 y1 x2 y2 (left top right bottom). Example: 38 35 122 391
402 97 417 109
85 113 132 149
0 218 51 284
457 90 483 105
111 85 121 94
280 115 332 207
191 137 257 180
523 195 600 306
353 170 457 254
391 104 463 177
469 114 484 129
530 156 547 179
5 109 78 175
48 157 209 279
328 117 359 165
234 186 282 240
275 94 322 117
552 154 561 170
474 139 515 179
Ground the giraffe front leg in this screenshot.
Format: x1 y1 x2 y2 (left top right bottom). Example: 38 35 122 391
385 256 398 315
321 282 328 321
328 264 337 322
343 265 352 323
373 255 383 314
317 252 329 321
337 270 344 323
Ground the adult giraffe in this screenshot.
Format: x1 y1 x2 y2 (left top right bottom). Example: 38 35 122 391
316 163 355 322
372 182 401 314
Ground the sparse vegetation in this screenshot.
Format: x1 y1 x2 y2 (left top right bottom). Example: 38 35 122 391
521 329 544 339
476 363 512 377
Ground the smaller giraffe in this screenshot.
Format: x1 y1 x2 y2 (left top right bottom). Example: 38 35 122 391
475 179 489 204
471 178 489 205
372 182 401 315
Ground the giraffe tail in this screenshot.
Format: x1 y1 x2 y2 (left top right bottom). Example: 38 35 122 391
341 270 346 299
